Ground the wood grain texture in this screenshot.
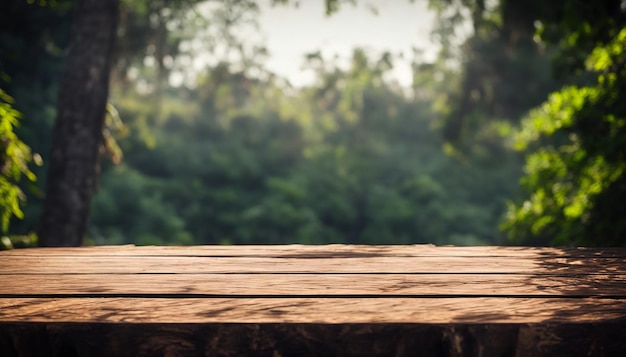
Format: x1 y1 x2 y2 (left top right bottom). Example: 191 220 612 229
4 244 626 257
1 297 626 324
1 255 624 275
1 244 626 356
1 273 626 297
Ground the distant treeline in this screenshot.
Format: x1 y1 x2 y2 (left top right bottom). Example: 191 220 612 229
1 0 624 246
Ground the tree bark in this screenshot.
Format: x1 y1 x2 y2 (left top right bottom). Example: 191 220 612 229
38 0 119 246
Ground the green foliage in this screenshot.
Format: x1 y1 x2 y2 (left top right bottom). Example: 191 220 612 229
0 89 39 232
0 0 73 235
425 0 626 246
87 47 520 246
12 0 625 247
428 0 562 150
504 28 626 246
0 232 37 250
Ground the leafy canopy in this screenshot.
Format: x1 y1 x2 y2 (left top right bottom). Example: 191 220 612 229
0 89 39 232
504 28 626 246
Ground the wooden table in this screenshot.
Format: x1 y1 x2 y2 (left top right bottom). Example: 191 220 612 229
1 245 625 356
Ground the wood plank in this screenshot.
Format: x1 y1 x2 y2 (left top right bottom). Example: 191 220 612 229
1 297 625 324
1 273 625 297
4 244 626 257
1 244 626 356
0 255 623 275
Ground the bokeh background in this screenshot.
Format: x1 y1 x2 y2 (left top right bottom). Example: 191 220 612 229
1 0 625 247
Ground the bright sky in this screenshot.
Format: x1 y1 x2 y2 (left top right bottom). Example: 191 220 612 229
256 0 437 87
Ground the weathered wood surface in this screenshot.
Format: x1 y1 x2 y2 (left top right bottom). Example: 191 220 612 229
2 255 624 274
3 273 626 296
1 245 626 357
4 244 626 257
2 297 626 323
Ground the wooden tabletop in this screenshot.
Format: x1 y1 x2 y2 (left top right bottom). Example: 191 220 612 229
1 244 626 356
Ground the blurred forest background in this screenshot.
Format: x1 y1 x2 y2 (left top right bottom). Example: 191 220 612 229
0 0 625 248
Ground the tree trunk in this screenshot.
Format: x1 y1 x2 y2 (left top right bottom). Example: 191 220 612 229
38 0 119 247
